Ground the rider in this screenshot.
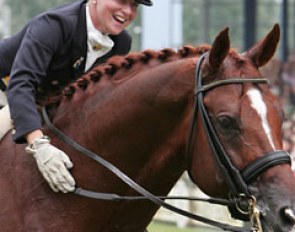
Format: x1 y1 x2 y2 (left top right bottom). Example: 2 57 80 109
0 0 152 193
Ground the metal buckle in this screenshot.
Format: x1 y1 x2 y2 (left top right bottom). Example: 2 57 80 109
233 194 263 232
249 196 263 232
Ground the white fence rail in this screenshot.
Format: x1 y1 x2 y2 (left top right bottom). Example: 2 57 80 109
153 173 244 229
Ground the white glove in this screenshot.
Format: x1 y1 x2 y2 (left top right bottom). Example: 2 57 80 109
25 136 75 193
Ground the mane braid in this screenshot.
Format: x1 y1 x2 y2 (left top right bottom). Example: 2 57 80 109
60 45 213 101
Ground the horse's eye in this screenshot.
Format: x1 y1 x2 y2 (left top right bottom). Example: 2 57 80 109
217 116 235 130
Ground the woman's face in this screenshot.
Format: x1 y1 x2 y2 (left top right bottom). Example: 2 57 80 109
89 0 138 35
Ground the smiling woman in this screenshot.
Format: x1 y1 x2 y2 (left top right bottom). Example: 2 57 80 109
0 0 153 194
89 0 139 35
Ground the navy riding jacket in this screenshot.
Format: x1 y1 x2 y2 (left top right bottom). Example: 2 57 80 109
0 0 131 143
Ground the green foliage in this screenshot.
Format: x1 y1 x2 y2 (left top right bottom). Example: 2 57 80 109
5 0 75 33
126 7 142 52
6 0 295 53
182 0 295 56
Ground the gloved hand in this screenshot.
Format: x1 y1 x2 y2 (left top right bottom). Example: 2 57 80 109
25 136 75 193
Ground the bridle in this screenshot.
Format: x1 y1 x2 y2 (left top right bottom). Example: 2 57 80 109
42 52 291 232
189 52 290 192
186 52 291 229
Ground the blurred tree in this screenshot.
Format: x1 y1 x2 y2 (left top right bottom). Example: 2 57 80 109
5 0 295 54
126 7 142 52
5 0 75 34
182 0 288 54
183 0 243 50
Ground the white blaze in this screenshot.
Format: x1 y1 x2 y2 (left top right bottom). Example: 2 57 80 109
247 88 275 150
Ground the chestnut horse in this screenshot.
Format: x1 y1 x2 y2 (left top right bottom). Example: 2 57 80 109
0 24 295 232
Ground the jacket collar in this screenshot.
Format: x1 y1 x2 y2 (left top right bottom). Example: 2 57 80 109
71 0 87 78
71 0 125 76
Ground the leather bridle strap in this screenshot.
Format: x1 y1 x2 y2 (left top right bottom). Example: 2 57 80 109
191 52 291 196
42 106 252 232
241 150 290 184
186 52 252 196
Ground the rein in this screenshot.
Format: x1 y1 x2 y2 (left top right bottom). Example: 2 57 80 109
42 52 290 232
42 106 251 232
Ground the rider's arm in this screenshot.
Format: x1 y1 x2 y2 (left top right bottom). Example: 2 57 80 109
26 129 44 144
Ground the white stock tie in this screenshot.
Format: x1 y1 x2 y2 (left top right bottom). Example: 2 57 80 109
85 31 114 71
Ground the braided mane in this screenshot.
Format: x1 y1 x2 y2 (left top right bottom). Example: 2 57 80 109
42 45 214 107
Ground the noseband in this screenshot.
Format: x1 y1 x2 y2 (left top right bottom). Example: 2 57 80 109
42 52 291 232
186 52 291 223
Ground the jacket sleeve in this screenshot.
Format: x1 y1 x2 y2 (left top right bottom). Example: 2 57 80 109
7 15 67 143
0 26 27 78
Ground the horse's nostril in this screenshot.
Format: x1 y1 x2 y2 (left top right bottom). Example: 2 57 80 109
282 207 295 224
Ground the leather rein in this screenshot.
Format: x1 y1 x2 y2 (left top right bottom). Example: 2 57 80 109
42 52 290 232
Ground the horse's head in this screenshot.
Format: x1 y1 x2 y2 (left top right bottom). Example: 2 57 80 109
189 24 295 232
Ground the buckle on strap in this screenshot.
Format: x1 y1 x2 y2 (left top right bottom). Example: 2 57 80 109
233 194 263 232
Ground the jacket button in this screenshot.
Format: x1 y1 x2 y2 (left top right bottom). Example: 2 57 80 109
51 80 59 85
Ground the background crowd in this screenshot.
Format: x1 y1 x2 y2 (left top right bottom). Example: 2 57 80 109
261 52 295 171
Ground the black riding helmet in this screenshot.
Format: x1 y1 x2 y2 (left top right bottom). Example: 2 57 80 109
136 0 153 6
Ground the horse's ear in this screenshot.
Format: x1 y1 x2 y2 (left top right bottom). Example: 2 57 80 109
208 27 230 70
245 24 280 67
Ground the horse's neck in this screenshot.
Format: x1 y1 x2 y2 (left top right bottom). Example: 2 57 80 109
50 58 196 189
55 58 195 131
